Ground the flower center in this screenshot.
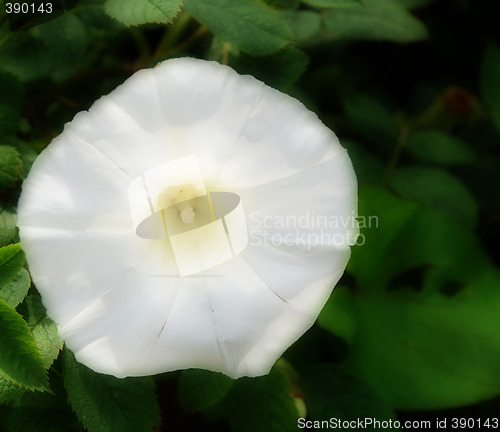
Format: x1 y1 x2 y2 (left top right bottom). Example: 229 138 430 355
128 155 248 277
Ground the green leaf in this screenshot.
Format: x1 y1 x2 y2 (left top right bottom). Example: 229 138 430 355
32 13 88 63
0 298 48 391
179 369 234 413
0 145 23 189
318 285 357 345
342 140 385 185
0 32 53 82
279 10 321 42
0 205 17 247
343 94 399 149
233 46 309 91
0 268 30 308
0 104 19 138
0 379 76 432
397 0 435 8
301 365 397 426
63 349 161 432
480 43 500 134
0 375 26 405
0 72 23 113
302 0 362 7
406 129 475 165
0 244 25 289
184 0 292 56
326 187 500 410
227 368 298 432
19 296 63 369
389 166 478 227
323 0 428 43
9 138 38 179
105 0 182 26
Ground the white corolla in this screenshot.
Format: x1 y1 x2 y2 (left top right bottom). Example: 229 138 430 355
17 58 358 379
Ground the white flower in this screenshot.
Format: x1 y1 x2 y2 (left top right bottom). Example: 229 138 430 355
17 58 358 379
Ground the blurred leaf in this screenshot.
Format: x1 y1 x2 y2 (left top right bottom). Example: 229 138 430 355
397 0 435 8
0 104 19 138
105 0 182 26
302 0 362 7
0 268 30 308
0 243 25 289
233 46 309 91
184 0 292 56
63 350 160 432
179 369 234 413
344 94 399 149
318 286 357 345
227 368 298 432
342 140 385 185
0 146 23 189
32 13 88 63
0 145 22 188
279 10 321 42
0 375 26 405
10 138 38 179
0 381 76 432
406 129 475 165
327 187 500 409
301 365 396 428
389 166 478 227
323 0 428 43
267 0 301 7
19 296 63 369
0 205 17 247
0 32 52 82
0 298 48 391
0 72 23 113
480 43 500 134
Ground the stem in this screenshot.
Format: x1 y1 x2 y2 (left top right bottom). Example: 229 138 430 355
153 10 192 58
383 120 409 184
221 42 230 65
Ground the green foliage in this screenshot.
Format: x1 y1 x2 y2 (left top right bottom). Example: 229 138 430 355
397 0 435 8
19 296 63 369
0 244 25 289
1 0 500 428
0 268 30 308
63 350 161 432
389 166 478 227
480 43 500 134
0 206 17 247
0 146 23 189
302 0 362 7
405 129 475 165
323 0 428 42
184 0 292 55
179 369 234 412
0 388 76 432
0 298 48 391
301 365 396 427
321 187 500 410
343 94 399 149
233 46 309 91
226 368 298 432
279 10 321 42
105 0 182 26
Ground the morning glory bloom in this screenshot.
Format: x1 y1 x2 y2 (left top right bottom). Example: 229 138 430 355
17 58 358 379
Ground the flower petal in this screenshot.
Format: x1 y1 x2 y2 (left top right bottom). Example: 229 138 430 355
17 57 358 379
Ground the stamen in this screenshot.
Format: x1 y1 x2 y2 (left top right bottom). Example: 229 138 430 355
180 206 195 224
